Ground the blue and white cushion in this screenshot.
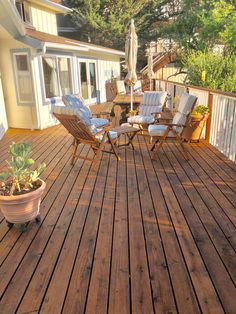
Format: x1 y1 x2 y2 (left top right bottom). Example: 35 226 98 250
95 129 118 142
90 118 109 128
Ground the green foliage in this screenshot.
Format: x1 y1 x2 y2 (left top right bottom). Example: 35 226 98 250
181 50 236 92
63 0 178 67
158 0 236 53
192 105 209 116
0 142 46 195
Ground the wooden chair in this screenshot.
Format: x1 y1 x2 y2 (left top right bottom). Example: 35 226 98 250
127 91 167 131
148 92 198 160
53 112 120 167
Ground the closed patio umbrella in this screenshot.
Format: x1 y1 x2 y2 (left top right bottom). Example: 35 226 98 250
147 49 154 90
125 19 138 111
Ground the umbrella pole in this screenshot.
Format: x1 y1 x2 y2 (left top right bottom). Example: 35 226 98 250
130 85 133 111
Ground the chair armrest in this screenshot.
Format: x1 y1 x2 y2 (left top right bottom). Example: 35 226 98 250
155 123 186 128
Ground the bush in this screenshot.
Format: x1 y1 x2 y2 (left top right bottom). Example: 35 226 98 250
181 50 236 92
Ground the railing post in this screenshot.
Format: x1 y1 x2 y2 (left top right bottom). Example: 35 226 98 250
205 93 213 143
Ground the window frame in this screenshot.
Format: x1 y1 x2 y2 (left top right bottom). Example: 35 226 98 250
41 54 74 101
15 0 32 24
11 49 35 106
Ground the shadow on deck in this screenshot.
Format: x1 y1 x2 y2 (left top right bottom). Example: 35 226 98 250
0 125 236 313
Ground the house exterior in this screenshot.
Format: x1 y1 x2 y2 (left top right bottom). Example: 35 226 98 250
0 0 124 138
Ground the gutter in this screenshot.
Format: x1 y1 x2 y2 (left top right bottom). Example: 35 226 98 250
0 0 25 36
65 40 125 57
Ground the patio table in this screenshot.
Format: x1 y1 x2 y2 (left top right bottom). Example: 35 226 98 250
110 125 139 150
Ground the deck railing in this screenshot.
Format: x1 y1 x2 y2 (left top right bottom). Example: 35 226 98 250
153 79 236 162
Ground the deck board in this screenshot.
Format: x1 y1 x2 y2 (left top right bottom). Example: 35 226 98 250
0 125 236 314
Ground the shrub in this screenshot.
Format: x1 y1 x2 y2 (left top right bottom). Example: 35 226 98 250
181 50 236 92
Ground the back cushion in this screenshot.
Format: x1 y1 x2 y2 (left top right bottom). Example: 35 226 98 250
178 93 197 115
53 105 91 126
62 95 84 108
172 112 187 134
142 91 167 106
139 91 167 115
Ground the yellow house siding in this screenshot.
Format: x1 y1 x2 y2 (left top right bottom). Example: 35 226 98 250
31 4 58 35
0 71 8 138
0 39 38 129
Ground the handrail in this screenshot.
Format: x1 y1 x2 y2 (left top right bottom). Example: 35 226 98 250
154 79 236 99
152 79 236 162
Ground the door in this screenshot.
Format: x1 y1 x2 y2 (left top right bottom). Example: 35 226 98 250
78 59 97 104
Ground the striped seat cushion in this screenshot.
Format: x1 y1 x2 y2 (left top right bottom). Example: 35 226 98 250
128 115 155 124
148 124 175 137
95 129 118 142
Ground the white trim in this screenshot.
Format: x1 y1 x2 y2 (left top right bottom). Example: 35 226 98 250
11 49 35 105
77 58 98 104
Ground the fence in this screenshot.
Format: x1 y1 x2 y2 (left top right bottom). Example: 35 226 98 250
154 79 236 162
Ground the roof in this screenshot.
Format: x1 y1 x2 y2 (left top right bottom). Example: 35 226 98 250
141 51 177 77
25 28 125 57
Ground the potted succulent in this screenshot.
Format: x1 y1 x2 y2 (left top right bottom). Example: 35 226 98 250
0 142 46 232
182 105 210 142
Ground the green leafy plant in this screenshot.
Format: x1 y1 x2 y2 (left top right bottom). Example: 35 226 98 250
181 50 236 92
192 105 209 116
0 142 46 196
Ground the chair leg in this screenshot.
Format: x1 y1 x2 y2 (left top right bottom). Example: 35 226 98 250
152 139 165 160
71 140 79 165
107 133 120 161
151 128 170 160
150 138 159 151
179 140 190 161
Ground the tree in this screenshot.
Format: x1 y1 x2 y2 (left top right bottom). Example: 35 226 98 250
158 0 236 53
62 0 179 67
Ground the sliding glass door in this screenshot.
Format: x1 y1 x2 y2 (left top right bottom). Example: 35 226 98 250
78 59 97 103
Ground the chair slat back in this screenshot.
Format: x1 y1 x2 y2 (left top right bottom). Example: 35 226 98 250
54 113 97 144
116 80 126 94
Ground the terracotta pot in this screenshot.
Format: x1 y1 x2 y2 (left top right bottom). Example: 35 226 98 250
0 179 46 224
182 113 209 142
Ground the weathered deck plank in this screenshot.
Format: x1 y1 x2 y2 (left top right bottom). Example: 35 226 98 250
0 125 235 314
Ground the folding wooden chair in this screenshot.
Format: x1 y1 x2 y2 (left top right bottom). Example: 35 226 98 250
148 92 198 160
53 111 120 168
127 91 167 131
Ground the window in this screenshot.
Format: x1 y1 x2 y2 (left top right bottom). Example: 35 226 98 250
16 1 31 24
58 58 72 95
42 56 72 99
12 51 34 105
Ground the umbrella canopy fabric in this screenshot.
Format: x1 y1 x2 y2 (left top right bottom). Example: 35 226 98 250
125 19 138 110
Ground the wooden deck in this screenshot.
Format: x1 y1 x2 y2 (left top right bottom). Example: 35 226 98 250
0 125 236 314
